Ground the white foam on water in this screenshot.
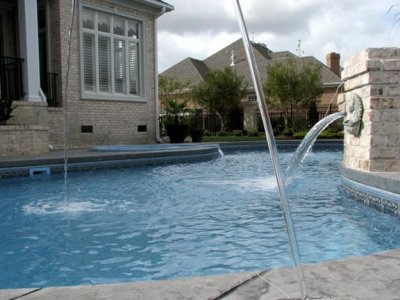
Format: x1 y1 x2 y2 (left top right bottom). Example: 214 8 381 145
198 176 277 192
232 176 277 191
22 197 107 216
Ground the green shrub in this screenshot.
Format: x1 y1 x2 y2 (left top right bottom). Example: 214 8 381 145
247 129 259 137
293 131 308 139
282 127 294 136
217 131 228 136
203 130 212 136
319 130 344 139
232 130 242 136
327 122 344 133
292 129 344 139
241 128 248 136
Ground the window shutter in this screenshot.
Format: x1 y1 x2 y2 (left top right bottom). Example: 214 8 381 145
129 42 138 95
98 36 111 93
114 39 126 94
83 33 95 92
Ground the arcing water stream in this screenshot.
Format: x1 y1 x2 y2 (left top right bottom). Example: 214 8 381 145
285 112 346 179
233 1 346 299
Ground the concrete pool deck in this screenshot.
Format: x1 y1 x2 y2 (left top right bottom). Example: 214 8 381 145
0 141 399 299
1 248 399 299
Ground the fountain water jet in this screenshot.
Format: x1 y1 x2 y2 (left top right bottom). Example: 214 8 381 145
233 1 306 298
63 0 76 202
285 112 346 179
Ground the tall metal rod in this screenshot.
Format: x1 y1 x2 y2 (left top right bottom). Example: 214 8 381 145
232 1 307 298
63 0 76 202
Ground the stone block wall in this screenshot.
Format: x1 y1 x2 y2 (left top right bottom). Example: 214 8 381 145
0 125 48 156
8 101 48 126
0 101 50 156
340 48 400 172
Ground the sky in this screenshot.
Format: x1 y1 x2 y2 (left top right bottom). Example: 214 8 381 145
157 0 399 72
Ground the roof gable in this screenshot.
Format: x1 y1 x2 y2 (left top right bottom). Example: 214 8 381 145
161 58 209 85
161 39 341 87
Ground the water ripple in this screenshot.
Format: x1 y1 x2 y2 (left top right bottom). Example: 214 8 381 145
1 150 399 289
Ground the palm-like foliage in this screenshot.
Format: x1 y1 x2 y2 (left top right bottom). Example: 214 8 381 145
163 98 192 124
0 99 14 124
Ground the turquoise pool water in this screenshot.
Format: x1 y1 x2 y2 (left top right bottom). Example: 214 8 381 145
1 148 399 289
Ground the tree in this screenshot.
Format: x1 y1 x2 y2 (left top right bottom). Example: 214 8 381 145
159 75 192 124
192 68 246 132
159 75 191 106
386 4 400 27
263 56 324 129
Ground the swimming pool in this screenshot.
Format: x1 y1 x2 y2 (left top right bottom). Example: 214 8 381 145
1 147 399 289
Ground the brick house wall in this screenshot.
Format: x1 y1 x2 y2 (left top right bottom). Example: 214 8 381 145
48 0 159 149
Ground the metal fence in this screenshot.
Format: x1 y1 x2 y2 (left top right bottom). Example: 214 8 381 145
41 72 58 107
257 107 340 133
0 56 24 101
160 106 341 136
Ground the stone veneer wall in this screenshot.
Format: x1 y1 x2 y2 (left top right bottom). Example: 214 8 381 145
0 101 49 156
7 101 48 127
0 125 48 155
338 48 400 172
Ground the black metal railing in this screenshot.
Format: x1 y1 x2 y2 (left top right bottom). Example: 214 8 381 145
41 72 58 107
0 56 24 101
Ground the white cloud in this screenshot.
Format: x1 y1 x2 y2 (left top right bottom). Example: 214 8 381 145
158 0 399 72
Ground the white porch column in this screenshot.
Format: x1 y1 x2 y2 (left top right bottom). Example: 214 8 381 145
18 0 41 102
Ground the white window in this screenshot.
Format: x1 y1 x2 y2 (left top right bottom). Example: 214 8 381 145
80 6 143 100
247 94 257 101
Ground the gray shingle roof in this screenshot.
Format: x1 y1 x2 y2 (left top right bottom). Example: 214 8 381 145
161 58 208 86
161 38 341 87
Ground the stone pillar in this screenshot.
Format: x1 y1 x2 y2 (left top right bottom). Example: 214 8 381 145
339 48 400 172
18 0 42 102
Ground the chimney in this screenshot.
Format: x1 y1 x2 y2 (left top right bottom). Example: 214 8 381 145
326 52 341 77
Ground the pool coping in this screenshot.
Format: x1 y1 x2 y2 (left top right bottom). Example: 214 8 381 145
0 140 343 178
0 143 222 178
1 248 399 299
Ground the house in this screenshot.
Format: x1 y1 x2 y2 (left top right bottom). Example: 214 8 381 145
161 39 342 131
0 0 173 155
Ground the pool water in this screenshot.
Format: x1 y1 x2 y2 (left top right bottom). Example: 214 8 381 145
1 148 399 289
